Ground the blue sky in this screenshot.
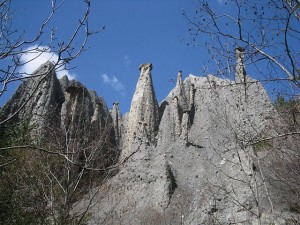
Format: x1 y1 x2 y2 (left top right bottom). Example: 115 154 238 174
1 0 225 113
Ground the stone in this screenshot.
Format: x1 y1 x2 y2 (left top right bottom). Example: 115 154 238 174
1 62 64 137
121 62 159 160
110 102 123 145
2 57 299 225
235 47 246 83
1 61 117 168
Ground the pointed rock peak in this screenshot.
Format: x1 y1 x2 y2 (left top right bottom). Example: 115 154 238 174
111 102 120 116
136 63 153 89
173 70 189 110
175 70 183 90
60 75 69 83
1 61 64 136
111 102 122 144
132 62 156 103
176 70 183 86
33 61 55 76
60 74 69 80
235 47 245 67
121 63 159 159
59 75 70 92
111 102 121 116
235 47 246 83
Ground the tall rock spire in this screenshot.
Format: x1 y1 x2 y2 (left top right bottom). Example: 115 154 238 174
121 63 159 159
174 70 189 111
110 102 123 145
176 71 183 92
172 96 182 137
235 47 246 84
174 71 184 99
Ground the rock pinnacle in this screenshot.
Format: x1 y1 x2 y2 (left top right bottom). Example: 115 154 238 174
121 63 159 159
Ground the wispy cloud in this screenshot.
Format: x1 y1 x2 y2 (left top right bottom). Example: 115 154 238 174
101 74 125 95
123 55 131 67
19 45 75 80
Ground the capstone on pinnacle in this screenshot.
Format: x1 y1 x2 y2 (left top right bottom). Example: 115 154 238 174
139 63 152 71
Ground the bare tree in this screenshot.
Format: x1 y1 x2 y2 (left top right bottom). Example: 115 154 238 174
0 1 113 224
0 86 119 224
0 0 104 125
180 1 300 224
183 0 300 94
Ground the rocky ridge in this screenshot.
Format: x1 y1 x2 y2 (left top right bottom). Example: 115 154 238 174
73 49 299 224
1 50 300 224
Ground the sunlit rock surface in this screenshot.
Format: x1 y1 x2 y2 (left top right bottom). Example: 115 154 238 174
2 56 299 224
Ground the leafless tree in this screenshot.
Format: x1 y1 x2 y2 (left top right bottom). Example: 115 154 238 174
181 1 300 224
0 1 112 223
0 0 104 125
0 88 119 224
184 0 300 94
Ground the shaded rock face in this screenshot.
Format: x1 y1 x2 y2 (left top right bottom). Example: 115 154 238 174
59 79 111 144
1 63 116 163
1 62 64 137
59 76 111 135
110 102 123 145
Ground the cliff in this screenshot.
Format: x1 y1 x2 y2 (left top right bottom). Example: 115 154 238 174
1 62 118 171
1 51 299 225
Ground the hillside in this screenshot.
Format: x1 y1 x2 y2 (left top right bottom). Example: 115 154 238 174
1 49 300 225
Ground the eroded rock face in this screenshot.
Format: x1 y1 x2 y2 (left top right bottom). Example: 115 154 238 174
2 60 299 224
1 62 115 159
73 61 299 224
1 62 64 137
60 79 111 143
155 73 278 224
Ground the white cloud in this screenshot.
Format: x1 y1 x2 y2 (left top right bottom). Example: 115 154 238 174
123 55 131 67
19 45 75 80
101 74 125 95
